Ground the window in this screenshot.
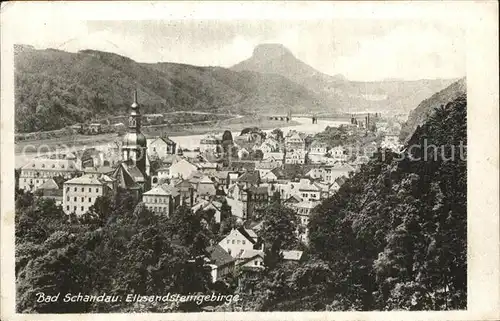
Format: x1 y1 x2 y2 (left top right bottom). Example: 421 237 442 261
242 240 246 245
66 196 69 201
89 197 92 203
96 188 100 193
81 206 84 211
81 197 84 202
36 180 39 184
41 164 45 168
227 240 230 244
66 205 69 210
89 188 91 192
74 206 76 211
74 197 77 202
232 240 235 244
74 187 77 192
81 187 84 192
237 240 241 245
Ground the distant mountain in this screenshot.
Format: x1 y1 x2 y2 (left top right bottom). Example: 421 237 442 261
14 45 330 133
14 43 461 133
231 43 458 114
400 77 467 141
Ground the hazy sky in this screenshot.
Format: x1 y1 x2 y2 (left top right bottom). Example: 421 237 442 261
7 2 466 81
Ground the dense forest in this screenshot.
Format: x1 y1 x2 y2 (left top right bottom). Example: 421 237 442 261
400 77 466 142
229 93 467 311
14 45 327 133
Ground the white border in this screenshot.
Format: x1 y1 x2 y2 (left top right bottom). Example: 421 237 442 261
1 1 499 320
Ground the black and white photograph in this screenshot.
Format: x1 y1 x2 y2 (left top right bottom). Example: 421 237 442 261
1 1 498 319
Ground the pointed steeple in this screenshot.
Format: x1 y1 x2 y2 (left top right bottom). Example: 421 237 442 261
131 89 139 109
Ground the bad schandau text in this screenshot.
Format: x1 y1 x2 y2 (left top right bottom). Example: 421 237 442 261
36 292 240 305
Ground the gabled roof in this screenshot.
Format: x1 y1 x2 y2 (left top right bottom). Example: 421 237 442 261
207 245 235 267
237 249 264 260
281 250 303 261
236 226 257 244
226 161 256 172
247 186 268 195
37 178 60 190
237 171 260 185
64 174 104 185
284 194 302 204
199 175 214 184
21 158 78 171
111 162 144 190
334 176 348 186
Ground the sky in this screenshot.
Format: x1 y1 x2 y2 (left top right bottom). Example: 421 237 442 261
5 2 467 81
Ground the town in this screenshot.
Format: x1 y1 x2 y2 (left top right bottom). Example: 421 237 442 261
16 90 404 288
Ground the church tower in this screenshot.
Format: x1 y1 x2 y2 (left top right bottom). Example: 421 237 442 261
122 90 147 176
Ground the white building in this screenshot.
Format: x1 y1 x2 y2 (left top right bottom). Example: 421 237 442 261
142 184 180 216
285 150 306 164
200 134 222 154
309 141 328 155
218 227 260 257
169 159 198 179
63 174 110 216
20 158 81 192
147 136 177 160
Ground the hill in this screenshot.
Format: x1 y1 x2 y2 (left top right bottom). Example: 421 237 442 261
239 92 467 311
14 45 330 133
399 77 466 141
231 43 458 114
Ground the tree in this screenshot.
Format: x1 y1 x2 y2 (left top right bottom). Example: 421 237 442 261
260 203 299 252
271 128 284 142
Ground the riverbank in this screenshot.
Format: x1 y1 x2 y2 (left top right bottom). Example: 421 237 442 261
15 115 301 167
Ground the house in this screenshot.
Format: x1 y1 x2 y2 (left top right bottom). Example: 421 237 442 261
206 245 236 283
329 146 348 162
196 175 217 198
156 166 171 181
36 178 63 206
306 163 354 184
175 179 195 206
88 123 102 134
285 150 306 165
200 134 223 154
236 249 265 271
169 159 198 179
281 250 304 262
237 148 250 160
309 141 328 155
255 141 274 154
329 176 347 195
192 199 222 223
255 160 281 177
297 178 323 201
142 184 180 216
262 152 284 165
19 158 81 192
225 161 256 172
285 131 306 152
236 170 260 188
147 136 177 160
63 174 110 216
218 227 260 258
75 148 106 169
224 196 245 221
292 200 320 242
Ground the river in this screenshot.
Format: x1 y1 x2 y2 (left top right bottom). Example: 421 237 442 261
15 117 349 168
